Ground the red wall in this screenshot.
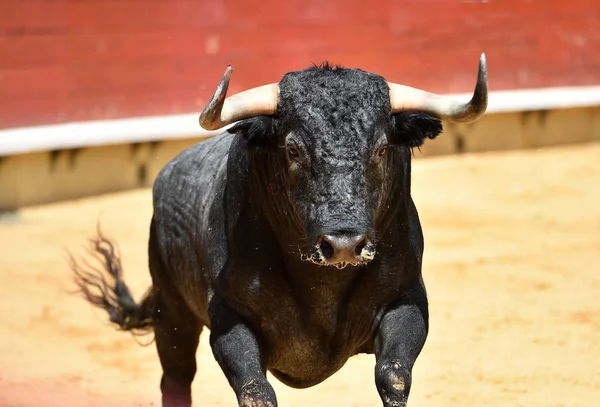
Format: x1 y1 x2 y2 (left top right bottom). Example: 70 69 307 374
1 0 599 130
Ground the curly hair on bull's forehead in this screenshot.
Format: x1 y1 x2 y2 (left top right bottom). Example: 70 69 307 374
276 63 392 137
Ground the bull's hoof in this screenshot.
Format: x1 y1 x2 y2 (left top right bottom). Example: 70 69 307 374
376 359 411 407
238 379 277 407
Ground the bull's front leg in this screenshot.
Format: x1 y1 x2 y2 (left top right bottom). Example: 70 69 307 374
209 300 277 407
374 277 429 407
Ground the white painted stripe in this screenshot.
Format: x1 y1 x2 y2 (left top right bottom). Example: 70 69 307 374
1 85 600 156
474 86 600 113
0 114 232 156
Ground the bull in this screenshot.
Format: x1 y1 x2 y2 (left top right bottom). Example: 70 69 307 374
71 54 488 407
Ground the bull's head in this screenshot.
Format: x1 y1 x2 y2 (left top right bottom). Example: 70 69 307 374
199 56 488 269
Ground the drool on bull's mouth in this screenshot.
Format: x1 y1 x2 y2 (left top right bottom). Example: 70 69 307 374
299 242 377 270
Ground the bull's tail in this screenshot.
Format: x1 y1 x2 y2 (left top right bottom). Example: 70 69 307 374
69 229 157 338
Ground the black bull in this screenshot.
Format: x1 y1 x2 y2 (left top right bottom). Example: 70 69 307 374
71 55 488 407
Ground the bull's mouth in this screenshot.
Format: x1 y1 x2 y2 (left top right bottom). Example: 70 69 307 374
300 242 377 270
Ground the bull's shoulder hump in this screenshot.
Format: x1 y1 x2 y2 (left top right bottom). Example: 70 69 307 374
152 131 233 207
155 132 232 187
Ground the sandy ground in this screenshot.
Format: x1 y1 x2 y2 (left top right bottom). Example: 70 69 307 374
1 142 599 407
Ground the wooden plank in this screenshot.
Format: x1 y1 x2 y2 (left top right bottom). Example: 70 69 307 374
63 88 204 123
0 34 65 69
0 66 65 100
65 0 228 33
0 1 66 31
64 57 229 98
0 97 63 129
243 0 392 24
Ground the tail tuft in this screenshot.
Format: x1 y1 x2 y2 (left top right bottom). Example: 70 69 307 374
69 227 156 338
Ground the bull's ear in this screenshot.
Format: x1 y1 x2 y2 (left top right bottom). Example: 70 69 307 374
391 112 443 147
229 116 277 149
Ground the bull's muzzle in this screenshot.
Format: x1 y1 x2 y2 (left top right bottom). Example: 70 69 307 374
311 233 376 269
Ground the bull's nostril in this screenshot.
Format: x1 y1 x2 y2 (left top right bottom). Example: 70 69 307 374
354 238 367 257
316 233 372 265
320 239 334 260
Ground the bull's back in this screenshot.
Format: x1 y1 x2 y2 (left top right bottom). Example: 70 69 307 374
150 131 234 319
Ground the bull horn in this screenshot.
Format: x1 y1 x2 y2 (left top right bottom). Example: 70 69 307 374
199 66 279 131
388 53 488 123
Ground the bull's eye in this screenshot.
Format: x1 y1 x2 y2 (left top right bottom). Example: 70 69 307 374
376 146 388 160
286 146 301 162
